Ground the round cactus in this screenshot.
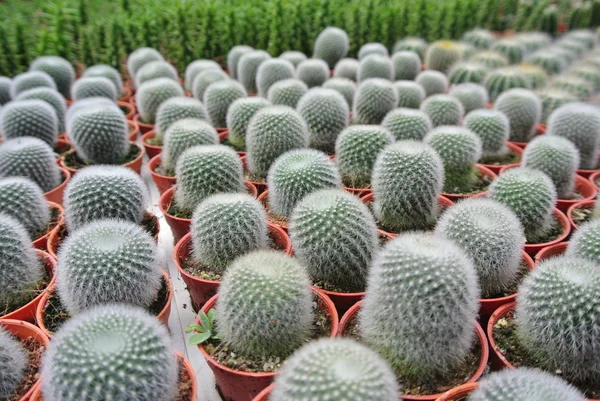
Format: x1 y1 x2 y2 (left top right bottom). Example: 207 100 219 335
425 40 462 72
527 50 566 75
216 250 313 357
184 59 221 91
470 50 509 69
237 50 271 94
538 88 576 124
72 76 118 101
566 219 600 264
516 256 600 383
41 304 178 401
0 325 27 398
357 54 394 82
551 76 591 100
333 58 360 81
488 167 557 242
352 78 398 125
257 59 295 97
485 67 530 102
191 193 267 271
564 29 597 49
9 71 56 99
569 65 600 92
491 39 526 64
246 106 309 177
267 78 308 108
226 97 271 150
290 188 377 292
335 125 394 188
0 177 50 236
393 37 428 60
392 51 421 80
203 79 247 127
0 137 61 193
297 88 349 152
551 46 576 66
358 233 479 379
420 94 465 127
517 63 548 90
82 64 124 97
313 27 350 69
127 47 165 80
358 43 389 60
63 166 149 231
0 99 58 146
271 338 399 401
322 77 356 108
66 97 116 123
547 102 600 169
381 108 432 141
372 141 444 232
462 29 495 49
279 51 307 68
267 149 341 218
517 32 552 53
56 220 161 314
522 136 580 199
435 198 524 297
394 80 426 109
448 83 489 114
191 68 228 101
0 77 10 105
136 78 185 124
227 45 253 80
494 88 541 143
463 109 510 159
295 59 330 88
162 118 219 172
174 145 245 213
30 56 75 98
448 62 488 84
415 70 449 97
16 87 67 133
556 39 586 58
155 96 208 137
424 126 482 193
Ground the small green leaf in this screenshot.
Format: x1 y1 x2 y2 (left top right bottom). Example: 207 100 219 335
207 309 216 327
198 311 210 330
185 324 204 333
189 331 212 345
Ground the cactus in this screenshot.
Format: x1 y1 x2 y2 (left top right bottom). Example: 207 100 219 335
516 63 548 90
203 79 247 127
393 37 428 60
297 88 349 152
63 166 149 231
538 88 576 124
82 64 124 97
237 50 271 94
358 43 389 60
394 80 426 109
0 99 58 146
134 61 178 88
162 118 219 172
71 77 117 101
215 250 313 357
550 76 591 100
9 71 56 99
335 125 394 188
424 126 482 193
392 51 421 80
547 103 600 169
462 29 495 49
191 68 229 101
295 59 330 88
256 59 295 97
184 59 221 91
494 88 541 143
41 304 178 401
569 65 600 92
541 5 559 36
0 177 50 236
0 77 10 105
522 136 579 199
415 70 449 97
463 109 509 159
566 219 600 264
425 40 463 72
313 27 350 69
435 198 524 297
556 39 587 58
30 56 75 98
357 54 394 82
488 167 557 242
226 97 271 150
16 87 67 133
448 62 488 84
449 83 489 114
333 58 360 81
267 149 341 218
191 193 267 271
484 67 530 102
127 47 165 80
381 108 432 141
527 50 566 75
322 77 356 108
155 96 208 138
551 46 576 66
420 94 465 127
290 189 378 292
564 29 597 49
0 137 61 193
358 233 479 379
67 102 129 164
56 220 161 314
271 338 399 401
491 39 526 64
227 45 253 80
137 78 185 124
174 145 245 213
516 256 600 383
267 78 308 108
470 50 509 69
469 368 587 401
352 78 398 124
0 325 27 398
372 141 444 232
279 51 307 68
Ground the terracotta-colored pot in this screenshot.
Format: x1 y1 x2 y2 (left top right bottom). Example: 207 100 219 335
589 170 600 189
442 164 497 202
507 123 546 149
128 120 139 141
487 302 517 370
36 269 172 338
133 113 154 134
252 384 273 401
174 225 292 310
338 301 489 401
523 208 570 257
567 199 594 231
124 78 135 95
32 202 64 251
1 250 56 322
535 241 568 262
556 175 597 212
434 383 479 401
0 319 50 401
198 291 339 401
60 142 145 176
117 100 135 120
141 130 163 159
575 152 600 178
44 167 71 206
479 142 523 175
240 155 267 194
118 86 132 103
149 154 176 195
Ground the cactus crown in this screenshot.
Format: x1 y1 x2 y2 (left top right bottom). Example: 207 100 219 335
352 78 399 125
551 76 591 100
136 77 184 124
296 59 330 88
333 58 360 81
30 56 76 98
527 50 567 75
462 29 495 49
491 39 526 64
10 71 56 99
16 87 67 133
127 47 165 80
271 338 400 401
279 51 307 68
566 219 600 264
393 80 426 109
191 193 267 272
192 69 230 102
64 165 149 231
392 51 421 80
82 64 124 97
425 40 462 73
494 88 541 143
357 54 394 82
237 50 271 94
41 304 178 401
57 220 161 315
0 176 50 236
463 109 509 159
448 62 489 85
517 63 548 90
470 50 509 69
216 250 313 358
359 234 479 379
71 77 117 101
256 58 295 97
393 37 427 60
485 67 530 102
0 326 27 398
381 108 432 141
184 59 222 91
155 96 208 137
228 46 254 80
358 43 389 60
415 70 449 97
226 96 271 150
449 83 489 114
267 78 308 108
162 118 219 173
203 79 247 127
313 27 350 69
322 77 356 108
134 61 178 88
420 94 465 127
0 99 58 146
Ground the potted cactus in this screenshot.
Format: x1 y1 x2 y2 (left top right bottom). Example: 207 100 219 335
494 88 542 147
313 27 350 70
353 78 398 124
30 56 75 98
416 70 449 97
133 77 185 133
420 94 465 127
225 97 271 152
266 79 308 108
449 83 489 114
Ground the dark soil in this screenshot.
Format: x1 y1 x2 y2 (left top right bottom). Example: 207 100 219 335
5 337 44 401
482 260 530 300
525 216 564 245
53 142 72 157
62 143 140 170
480 150 520 166
33 206 61 241
244 170 266 184
571 205 593 227
156 164 175 177
175 359 195 401
262 198 289 228
445 169 492 196
0 267 51 317
141 212 160 238
119 105 132 116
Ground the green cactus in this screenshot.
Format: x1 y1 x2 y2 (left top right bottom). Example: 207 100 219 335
392 51 421 80
448 62 488 85
358 43 389 60
470 50 509 69
279 51 307 68
238 50 271 94
462 29 495 49
424 40 463 72
191 69 229 102
0 325 27 398
184 59 221 91
491 39 526 64
134 61 178 88
30 56 75 98
162 118 219 172
155 96 208 138
393 37 428 60
0 176 50 237
227 45 253 80
357 54 394 82
484 67 530 102
463 109 509 160
352 78 398 124
333 58 360 81
322 77 356 108
313 27 350 69
516 63 548 90
541 5 559 36
16 87 67 133
420 94 465 127
82 64 124 97
494 88 541 143
538 88 576 124
0 99 58 146
137 78 185 124
381 108 432 141
394 80 426 109
566 219 600 264
569 65 600 92
564 29 597 49
203 79 247 128
449 83 489 114
127 47 165 81
556 39 587 58
415 70 449 97
296 59 330 88
9 71 56 99
71 77 117 101
266 78 308 108
527 50 566 75
256 59 295 97
550 76 591 100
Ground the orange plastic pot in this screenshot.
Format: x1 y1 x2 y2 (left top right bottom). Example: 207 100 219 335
128 120 139 141
133 113 154 134
117 100 135 120
32 201 64 251
507 123 546 149
44 167 71 206
567 199 594 231
479 142 523 175
535 241 568 262
487 302 517 370
442 164 497 202
252 385 273 401
148 154 176 195
523 208 570 257
434 383 479 401
141 130 163 159
118 86 132 103
60 142 144 176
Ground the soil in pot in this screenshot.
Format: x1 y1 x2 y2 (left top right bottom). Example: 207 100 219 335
0 256 52 318
444 168 492 196
62 143 141 171
4 336 45 401
479 151 520 166
525 214 564 245
145 134 163 147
